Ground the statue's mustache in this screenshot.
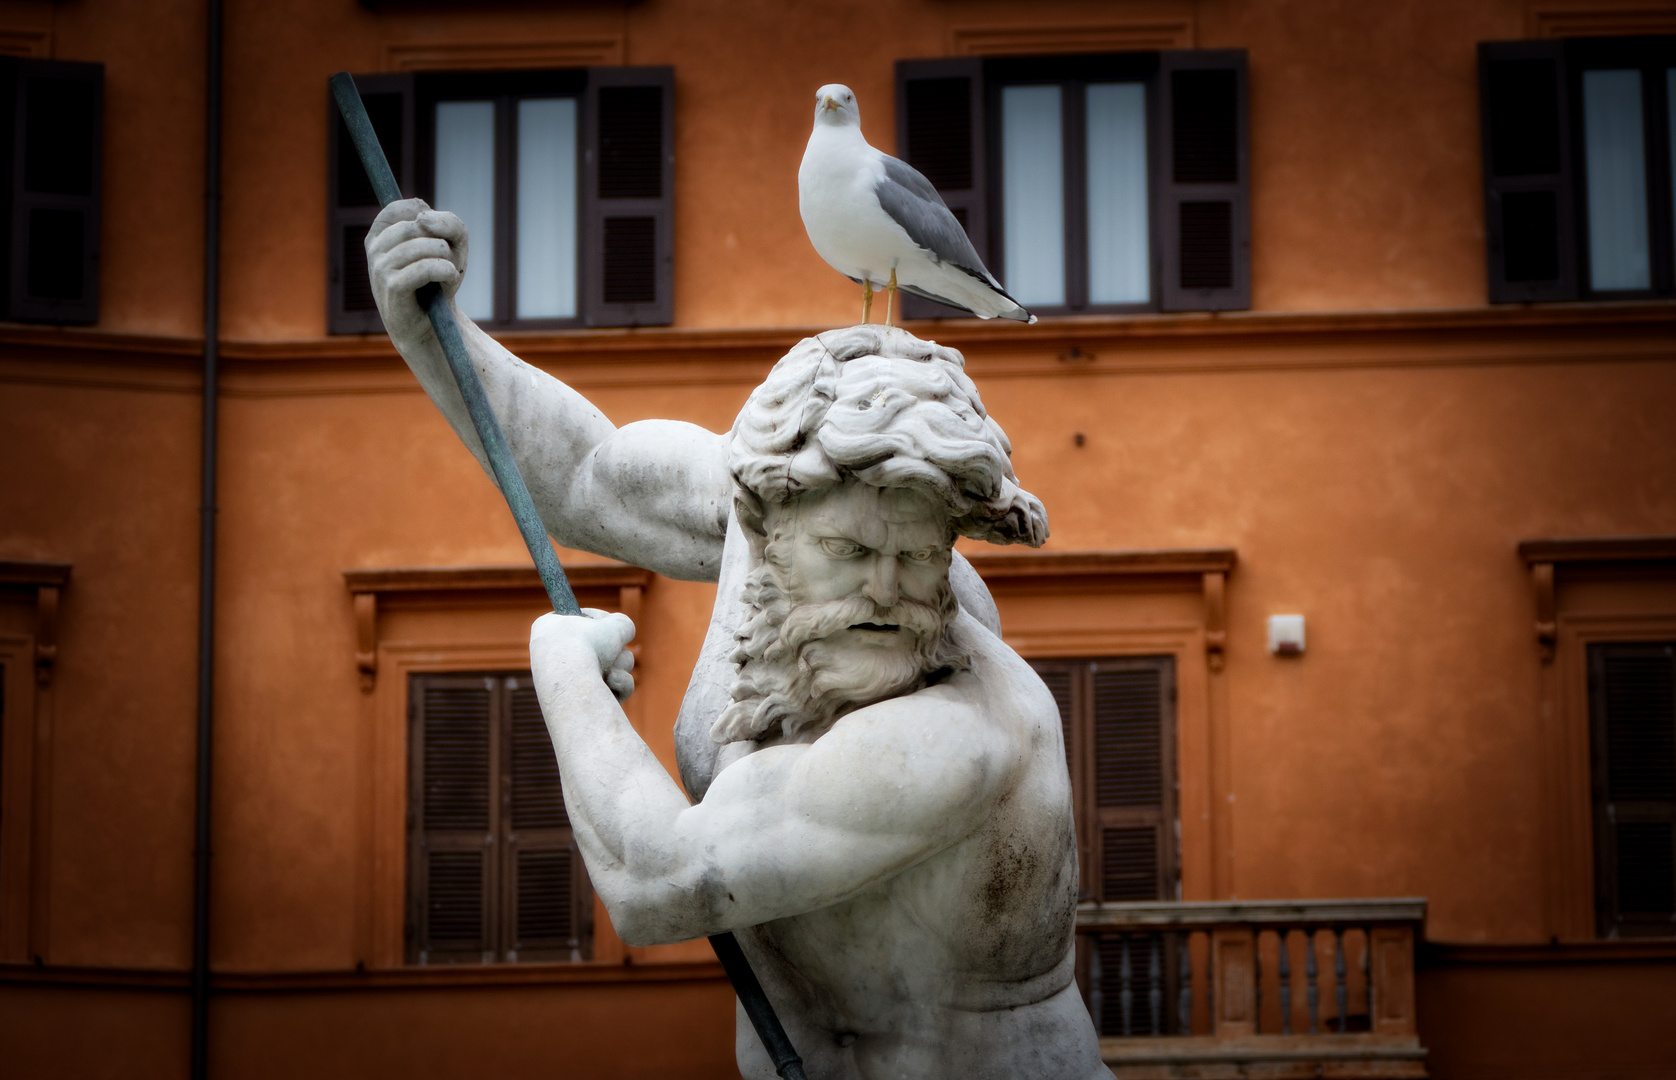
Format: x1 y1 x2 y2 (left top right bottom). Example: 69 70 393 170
766 594 946 662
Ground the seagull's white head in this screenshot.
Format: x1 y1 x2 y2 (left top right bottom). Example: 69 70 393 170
813 84 859 129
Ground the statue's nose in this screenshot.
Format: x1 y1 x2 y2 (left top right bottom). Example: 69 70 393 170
863 554 899 607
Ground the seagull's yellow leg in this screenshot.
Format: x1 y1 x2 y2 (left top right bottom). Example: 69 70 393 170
885 268 898 326
862 279 873 325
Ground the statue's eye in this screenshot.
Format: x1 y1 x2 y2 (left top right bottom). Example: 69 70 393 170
819 538 865 558
904 548 936 563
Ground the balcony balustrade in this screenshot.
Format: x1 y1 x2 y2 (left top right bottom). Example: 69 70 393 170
1076 898 1428 1079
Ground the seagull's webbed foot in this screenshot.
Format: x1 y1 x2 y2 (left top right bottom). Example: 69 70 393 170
862 279 873 325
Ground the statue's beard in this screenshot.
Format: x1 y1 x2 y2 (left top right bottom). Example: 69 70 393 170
710 557 968 745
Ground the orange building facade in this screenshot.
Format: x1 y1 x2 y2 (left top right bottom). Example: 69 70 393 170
2 0 1675 1077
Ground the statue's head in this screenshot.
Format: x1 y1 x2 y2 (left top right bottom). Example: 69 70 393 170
713 327 1048 744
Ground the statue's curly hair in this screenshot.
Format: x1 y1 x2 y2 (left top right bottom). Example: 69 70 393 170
728 326 1048 547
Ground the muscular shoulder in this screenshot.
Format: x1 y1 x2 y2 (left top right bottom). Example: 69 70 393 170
788 619 1048 838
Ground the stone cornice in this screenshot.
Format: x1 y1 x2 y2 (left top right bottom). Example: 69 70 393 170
2 301 1672 378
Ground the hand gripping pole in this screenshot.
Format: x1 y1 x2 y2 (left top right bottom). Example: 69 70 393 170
329 73 807 1080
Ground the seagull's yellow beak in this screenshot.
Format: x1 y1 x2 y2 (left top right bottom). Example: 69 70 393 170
820 95 840 112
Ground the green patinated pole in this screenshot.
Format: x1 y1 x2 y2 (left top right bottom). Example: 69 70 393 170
329 72 807 1080
330 72 579 618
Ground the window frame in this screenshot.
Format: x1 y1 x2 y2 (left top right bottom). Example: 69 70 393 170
896 50 1250 320
406 669 593 965
1520 539 1676 941
1567 36 1676 300
985 53 1162 317
415 69 588 332
1480 35 1676 303
1586 641 1676 938
326 66 673 335
0 57 103 326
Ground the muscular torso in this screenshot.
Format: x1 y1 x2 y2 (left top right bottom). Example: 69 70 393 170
678 521 1103 1080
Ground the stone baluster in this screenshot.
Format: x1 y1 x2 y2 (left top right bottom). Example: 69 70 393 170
1277 928 1292 1035
1305 928 1320 1033
1149 935 1163 1034
1334 928 1348 1032
1362 925 1373 1024
1120 935 1134 1036
1252 929 1263 1034
1178 932 1193 1034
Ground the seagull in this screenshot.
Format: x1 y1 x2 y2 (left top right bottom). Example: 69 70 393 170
799 83 1035 326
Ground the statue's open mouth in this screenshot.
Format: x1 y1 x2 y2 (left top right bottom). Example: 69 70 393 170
850 622 900 633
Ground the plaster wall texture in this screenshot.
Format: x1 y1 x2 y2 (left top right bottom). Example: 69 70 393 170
2 0 1675 1074
14 0 1544 339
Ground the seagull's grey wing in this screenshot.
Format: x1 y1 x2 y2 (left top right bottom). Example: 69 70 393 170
875 155 992 280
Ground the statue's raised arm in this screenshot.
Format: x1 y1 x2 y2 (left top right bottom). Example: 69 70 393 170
366 198 732 581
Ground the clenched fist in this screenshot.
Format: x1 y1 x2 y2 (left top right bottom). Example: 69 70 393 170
365 198 470 344
531 608 637 704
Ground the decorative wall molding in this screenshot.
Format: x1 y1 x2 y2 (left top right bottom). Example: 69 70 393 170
950 20 1193 56
1517 537 1676 941
1518 537 1676 661
1528 2 1676 38
343 563 652 690
5 304 1674 399
382 36 624 71
0 559 67 964
0 560 70 686
965 548 1237 580
967 548 1236 671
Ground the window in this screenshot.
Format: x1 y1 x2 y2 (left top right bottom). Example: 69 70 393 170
329 67 672 333
1589 642 1676 938
1029 656 1179 903
895 52 1248 317
406 671 592 964
1479 36 1676 302
0 58 102 325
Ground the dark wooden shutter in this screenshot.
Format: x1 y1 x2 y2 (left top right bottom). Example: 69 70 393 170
504 680 590 960
408 675 496 963
327 73 414 335
1589 642 1676 938
1478 41 1578 303
895 58 988 320
583 66 673 327
408 672 593 964
0 58 102 324
1029 656 1177 903
1091 660 1176 902
1157 51 1248 312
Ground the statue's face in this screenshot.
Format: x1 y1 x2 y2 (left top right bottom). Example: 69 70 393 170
712 480 962 744
770 481 952 657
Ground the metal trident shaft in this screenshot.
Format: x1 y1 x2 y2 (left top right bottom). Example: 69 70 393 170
329 73 807 1080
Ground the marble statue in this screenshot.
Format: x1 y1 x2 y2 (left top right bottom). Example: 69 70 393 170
367 199 1107 1079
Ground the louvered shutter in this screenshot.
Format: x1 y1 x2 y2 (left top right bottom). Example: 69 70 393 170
895 58 988 320
1589 643 1676 938
0 58 102 324
504 680 590 960
1090 658 1177 902
583 67 673 327
1029 656 1177 904
1478 41 1578 303
1157 51 1248 312
327 73 414 335
408 675 496 963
